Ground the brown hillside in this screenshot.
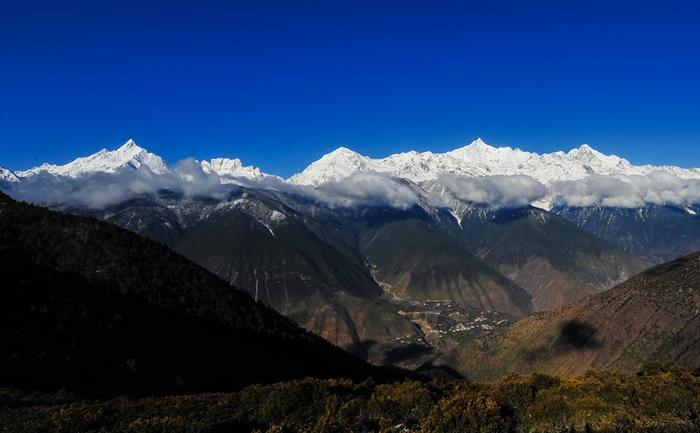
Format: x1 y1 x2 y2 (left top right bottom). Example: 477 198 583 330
446 251 700 380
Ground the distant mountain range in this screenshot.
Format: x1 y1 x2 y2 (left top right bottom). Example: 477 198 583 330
7 137 700 187
3 138 700 367
10 139 271 181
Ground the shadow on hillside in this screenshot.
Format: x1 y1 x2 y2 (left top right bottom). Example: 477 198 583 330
414 362 465 381
382 343 432 364
553 319 600 352
522 319 601 365
345 340 377 361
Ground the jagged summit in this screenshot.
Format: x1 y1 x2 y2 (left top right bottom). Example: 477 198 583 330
444 138 512 159
288 145 386 186
13 138 272 182
17 139 168 177
328 146 360 155
0 166 19 182
118 138 141 152
200 157 267 180
460 137 495 151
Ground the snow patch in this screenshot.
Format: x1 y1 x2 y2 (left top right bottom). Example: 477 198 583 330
448 209 462 227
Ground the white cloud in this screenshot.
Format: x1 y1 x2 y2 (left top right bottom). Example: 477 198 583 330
311 172 419 209
3 164 419 211
551 172 700 208
436 174 549 208
6 164 700 212
5 162 235 209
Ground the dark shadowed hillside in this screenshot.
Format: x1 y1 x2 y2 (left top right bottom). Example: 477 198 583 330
0 192 390 396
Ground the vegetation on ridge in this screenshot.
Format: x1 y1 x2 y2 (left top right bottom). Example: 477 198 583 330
2 364 699 433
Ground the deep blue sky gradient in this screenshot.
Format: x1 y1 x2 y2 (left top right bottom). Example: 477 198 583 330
1 0 699 176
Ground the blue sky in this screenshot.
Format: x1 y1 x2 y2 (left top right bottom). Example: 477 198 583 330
1 0 699 177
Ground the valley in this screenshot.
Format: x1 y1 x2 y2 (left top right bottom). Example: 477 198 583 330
5 139 700 371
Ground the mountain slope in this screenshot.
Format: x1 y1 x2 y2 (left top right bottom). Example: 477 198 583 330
172 199 420 358
72 189 540 367
445 250 700 381
76 191 422 363
272 194 534 318
350 206 534 317
455 205 650 310
554 204 700 263
0 192 389 395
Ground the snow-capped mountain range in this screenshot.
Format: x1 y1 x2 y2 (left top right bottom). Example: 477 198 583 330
3 138 700 212
16 139 168 178
6 137 700 186
289 138 700 186
11 139 270 181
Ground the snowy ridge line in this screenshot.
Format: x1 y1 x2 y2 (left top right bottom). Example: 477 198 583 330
12 139 274 182
3 137 700 211
289 138 700 186
8 137 700 185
